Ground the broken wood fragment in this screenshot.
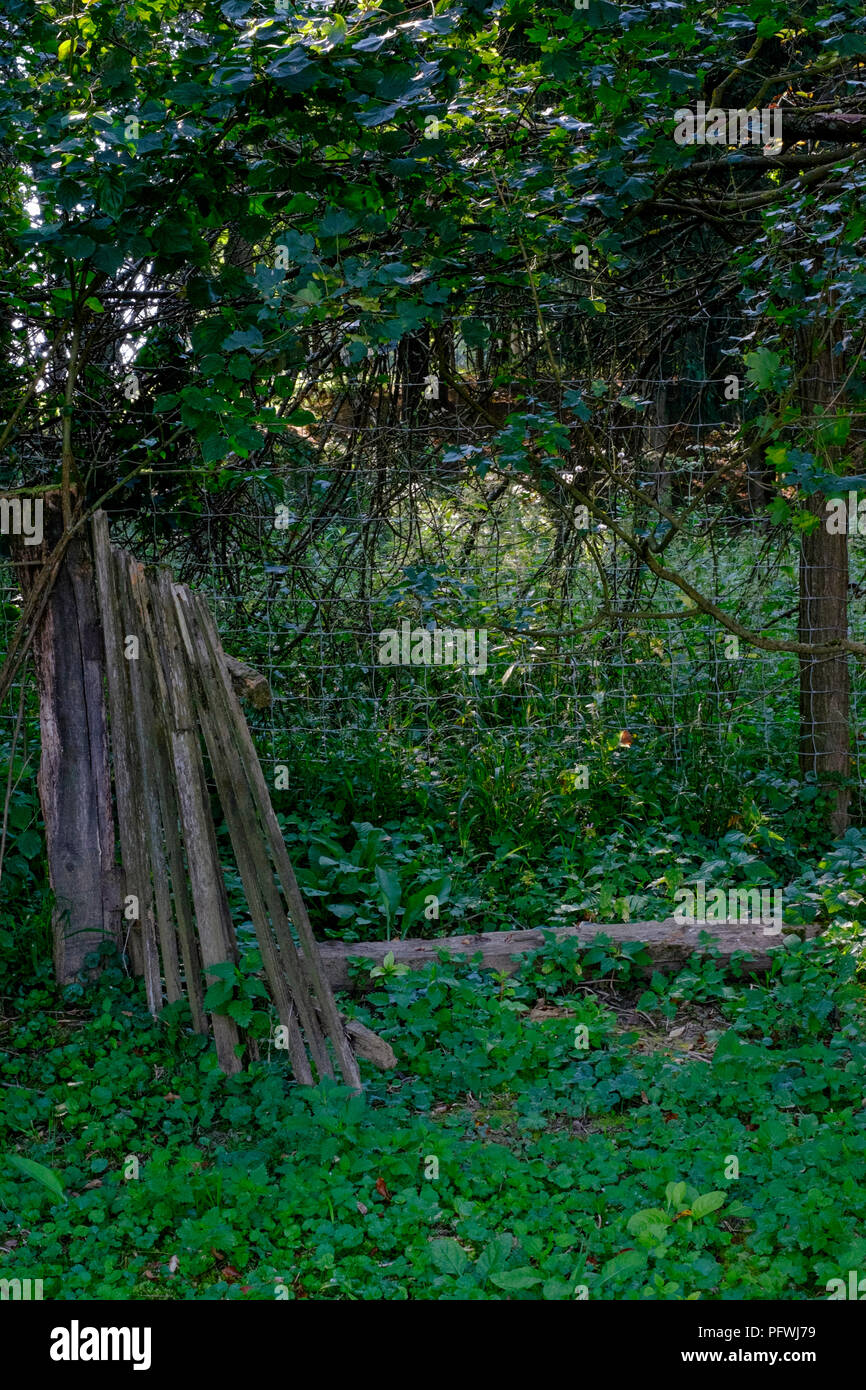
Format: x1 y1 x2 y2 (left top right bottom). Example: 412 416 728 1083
224 654 271 709
342 1017 397 1069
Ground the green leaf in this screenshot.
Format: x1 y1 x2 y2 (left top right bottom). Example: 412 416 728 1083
375 865 402 920
542 1277 575 1299
56 178 82 212
242 976 270 1000
8 1155 66 1203
475 1234 512 1279
16 829 41 860
744 347 786 392
429 1238 470 1275
319 210 356 238
227 998 253 1027
207 961 238 980
401 877 451 936
712 1029 746 1063
665 1181 687 1209
490 1267 542 1290
627 1208 670 1241
221 327 263 352
92 244 125 274
60 235 96 261
599 1249 646 1283
203 981 235 1010
691 1191 726 1219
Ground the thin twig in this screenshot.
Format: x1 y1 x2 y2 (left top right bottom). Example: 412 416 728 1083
0 659 30 889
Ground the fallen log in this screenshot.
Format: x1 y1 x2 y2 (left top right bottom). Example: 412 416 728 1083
315 919 823 992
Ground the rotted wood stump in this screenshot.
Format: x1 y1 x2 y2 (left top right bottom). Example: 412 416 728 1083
8 491 120 981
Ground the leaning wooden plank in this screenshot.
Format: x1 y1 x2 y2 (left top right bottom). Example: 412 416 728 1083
128 563 206 1035
91 513 148 984
111 549 177 1011
148 568 242 1076
192 597 362 1091
121 554 186 1007
179 588 335 1081
173 588 315 1083
100 543 162 1014
314 920 823 992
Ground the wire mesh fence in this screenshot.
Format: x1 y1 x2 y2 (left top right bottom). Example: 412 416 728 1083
2 331 865 849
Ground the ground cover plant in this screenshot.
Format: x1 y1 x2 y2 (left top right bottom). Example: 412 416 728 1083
1 834 865 1300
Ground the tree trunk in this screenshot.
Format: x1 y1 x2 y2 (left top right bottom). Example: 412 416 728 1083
12 491 120 979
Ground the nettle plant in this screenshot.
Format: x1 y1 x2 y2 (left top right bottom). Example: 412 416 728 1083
296 822 452 941
202 952 272 1040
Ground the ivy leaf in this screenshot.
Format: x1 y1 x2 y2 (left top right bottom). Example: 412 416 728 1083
221 327 263 352
319 210 356 237
744 347 787 391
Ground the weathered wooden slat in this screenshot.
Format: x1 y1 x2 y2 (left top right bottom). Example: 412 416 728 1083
182 588 348 1080
174 587 316 1083
102 545 162 1013
191 595 362 1091
91 513 147 981
182 591 396 1075
313 919 823 992
121 554 185 1006
148 568 242 1075
127 562 206 1035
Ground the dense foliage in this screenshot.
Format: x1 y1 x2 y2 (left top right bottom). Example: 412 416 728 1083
1 925 865 1300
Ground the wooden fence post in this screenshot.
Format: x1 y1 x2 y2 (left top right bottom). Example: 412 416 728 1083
10 491 120 980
